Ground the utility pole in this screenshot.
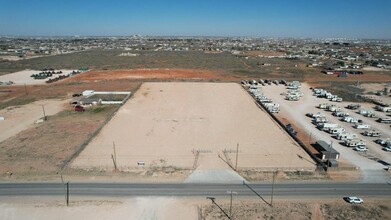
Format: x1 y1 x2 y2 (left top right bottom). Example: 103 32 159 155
243 181 272 206
24 83 28 95
235 143 239 170
206 197 231 219
66 181 69 206
42 105 47 121
111 141 118 171
60 173 67 205
271 170 276 207
227 191 237 219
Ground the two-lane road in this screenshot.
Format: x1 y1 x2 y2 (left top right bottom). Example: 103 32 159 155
1 182 390 198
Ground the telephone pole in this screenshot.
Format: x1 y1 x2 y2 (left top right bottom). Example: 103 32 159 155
111 142 118 171
41 105 47 121
206 197 231 219
235 143 239 170
271 170 276 206
227 191 237 219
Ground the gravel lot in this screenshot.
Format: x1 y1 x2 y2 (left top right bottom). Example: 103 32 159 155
261 83 391 183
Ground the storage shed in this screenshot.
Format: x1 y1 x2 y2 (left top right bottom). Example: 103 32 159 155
315 140 340 161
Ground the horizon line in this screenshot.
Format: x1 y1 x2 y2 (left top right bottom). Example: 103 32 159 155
1 35 391 41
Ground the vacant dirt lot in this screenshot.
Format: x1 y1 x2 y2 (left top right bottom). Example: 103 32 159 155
0 99 67 143
202 198 391 220
0 106 117 179
71 82 315 173
66 68 237 82
1 197 390 220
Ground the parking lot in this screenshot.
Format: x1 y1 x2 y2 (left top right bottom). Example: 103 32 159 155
261 82 391 182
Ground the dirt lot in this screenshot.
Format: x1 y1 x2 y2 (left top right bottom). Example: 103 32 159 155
1 197 390 220
201 198 391 220
0 106 118 179
66 68 237 82
0 99 67 143
71 82 316 174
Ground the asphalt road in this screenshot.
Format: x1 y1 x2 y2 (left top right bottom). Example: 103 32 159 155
1 182 390 198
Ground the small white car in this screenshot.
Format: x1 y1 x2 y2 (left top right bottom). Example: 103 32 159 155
383 146 391 152
345 196 364 204
354 146 368 152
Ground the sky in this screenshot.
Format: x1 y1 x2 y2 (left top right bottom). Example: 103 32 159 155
0 0 390 39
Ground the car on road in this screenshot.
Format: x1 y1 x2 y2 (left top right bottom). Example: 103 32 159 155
354 146 368 152
344 196 364 204
383 146 391 152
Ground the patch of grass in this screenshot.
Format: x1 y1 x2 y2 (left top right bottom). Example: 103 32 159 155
0 96 37 110
92 106 106 113
317 82 365 102
89 94 127 101
0 49 311 80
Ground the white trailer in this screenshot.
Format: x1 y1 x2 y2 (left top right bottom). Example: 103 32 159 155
332 111 349 117
328 105 342 112
257 96 272 103
285 95 300 101
263 103 280 113
311 112 326 118
343 116 359 123
347 104 361 110
344 139 366 147
317 123 338 131
318 103 331 109
375 106 391 112
354 124 371 129
313 117 328 123
337 132 357 141
329 127 346 134
363 130 381 137
357 109 376 117
375 138 390 145
377 117 391 124
363 112 376 118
